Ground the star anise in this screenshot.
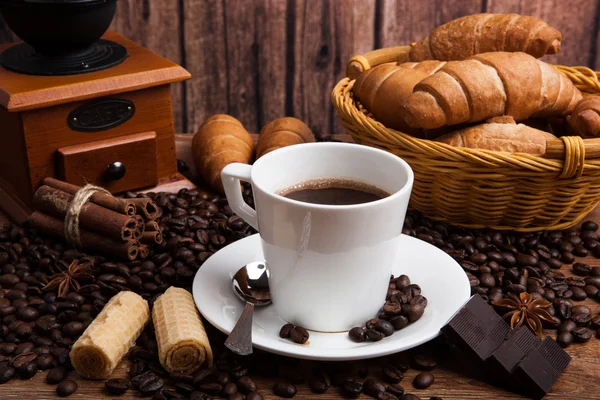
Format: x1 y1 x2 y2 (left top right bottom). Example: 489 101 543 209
492 292 554 337
43 259 94 298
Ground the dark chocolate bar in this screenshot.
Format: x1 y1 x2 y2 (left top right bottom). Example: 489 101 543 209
487 325 540 387
441 294 510 363
513 336 572 399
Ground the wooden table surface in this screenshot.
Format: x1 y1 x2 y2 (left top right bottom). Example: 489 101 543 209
1 134 599 399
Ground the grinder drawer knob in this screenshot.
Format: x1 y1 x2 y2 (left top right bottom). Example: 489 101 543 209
106 162 126 180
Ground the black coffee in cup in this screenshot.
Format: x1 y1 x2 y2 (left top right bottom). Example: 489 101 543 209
279 178 390 205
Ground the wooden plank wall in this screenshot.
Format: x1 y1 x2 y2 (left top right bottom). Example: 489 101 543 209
0 0 599 136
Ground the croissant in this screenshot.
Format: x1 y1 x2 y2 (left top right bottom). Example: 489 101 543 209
436 116 557 154
568 96 600 138
353 63 430 132
406 13 561 62
400 52 582 130
397 60 447 75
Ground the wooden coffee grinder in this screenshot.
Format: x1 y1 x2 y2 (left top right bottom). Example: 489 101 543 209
0 0 192 223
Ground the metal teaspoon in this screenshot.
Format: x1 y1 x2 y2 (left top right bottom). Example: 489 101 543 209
224 261 272 355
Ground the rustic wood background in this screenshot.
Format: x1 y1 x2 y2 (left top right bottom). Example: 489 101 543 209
0 0 598 136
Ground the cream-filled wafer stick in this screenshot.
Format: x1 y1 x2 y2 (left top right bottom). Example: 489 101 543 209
153 287 213 374
70 291 149 379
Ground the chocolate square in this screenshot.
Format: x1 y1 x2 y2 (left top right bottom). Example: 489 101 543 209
513 336 571 399
487 326 540 386
441 294 510 363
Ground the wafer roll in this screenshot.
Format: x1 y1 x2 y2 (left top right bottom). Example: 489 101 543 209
70 291 149 379
153 287 213 374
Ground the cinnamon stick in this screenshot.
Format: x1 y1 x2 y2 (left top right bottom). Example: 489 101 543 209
32 185 138 241
28 212 139 261
142 231 163 245
43 178 136 217
138 245 150 260
129 198 159 220
146 221 160 232
132 228 143 241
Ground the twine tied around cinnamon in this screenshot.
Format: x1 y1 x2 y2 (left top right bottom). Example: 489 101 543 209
64 184 112 249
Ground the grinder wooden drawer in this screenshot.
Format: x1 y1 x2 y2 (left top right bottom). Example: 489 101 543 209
56 131 158 193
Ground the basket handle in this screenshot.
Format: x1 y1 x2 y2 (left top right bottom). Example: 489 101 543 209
543 136 600 178
346 46 410 80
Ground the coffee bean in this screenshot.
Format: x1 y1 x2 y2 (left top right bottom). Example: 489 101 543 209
309 372 330 393
0 274 19 288
584 276 600 288
273 382 297 398
403 304 425 322
367 329 385 342
105 379 130 395
570 287 587 301
227 394 244 400
0 366 17 384
592 266 600 276
15 306 37 322
176 382 196 396
349 327 366 342
11 351 36 369
215 371 230 386
413 372 434 389
246 392 264 400
572 327 594 342
0 306 15 317
46 367 67 384
558 320 577 332
582 221 598 231
382 366 404 383
591 315 600 329
412 354 437 370
130 361 148 377
138 373 164 395
15 342 35 354
374 320 394 337
386 383 405 396
584 285 599 298
363 378 386 396
555 301 572 320
237 376 256 393
279 323 293 338
290 326 309 344
17 361 37 378
37 354 55 370
62 321 84 337
0 343 16 356
572 305 591 316
383 301 402 316
56 380 78 397
378 392 399 400
390 315 409 331
342 380 363 398
197 383 223 395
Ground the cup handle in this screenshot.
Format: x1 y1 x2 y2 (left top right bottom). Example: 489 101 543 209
221 163 258 230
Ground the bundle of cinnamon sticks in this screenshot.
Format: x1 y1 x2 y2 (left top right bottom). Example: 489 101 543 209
27 178 163 261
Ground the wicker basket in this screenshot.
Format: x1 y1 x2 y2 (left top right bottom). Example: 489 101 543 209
332 46 600 232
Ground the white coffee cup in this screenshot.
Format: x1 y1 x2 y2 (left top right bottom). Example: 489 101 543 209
221 142 414 332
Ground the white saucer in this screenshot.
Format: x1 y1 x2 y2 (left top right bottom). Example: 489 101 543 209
192 234 470 361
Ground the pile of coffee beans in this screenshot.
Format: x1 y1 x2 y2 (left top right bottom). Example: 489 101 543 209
401 210 600 348
1 181 600 399
0 187 440 399
349 275 427 343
